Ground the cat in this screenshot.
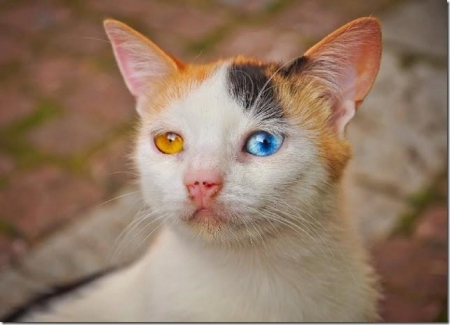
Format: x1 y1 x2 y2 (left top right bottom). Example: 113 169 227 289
5 16 382 322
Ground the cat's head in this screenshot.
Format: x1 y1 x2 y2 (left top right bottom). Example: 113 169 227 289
104 18 381 245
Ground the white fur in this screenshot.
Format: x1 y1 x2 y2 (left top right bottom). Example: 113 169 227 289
20 65 379 322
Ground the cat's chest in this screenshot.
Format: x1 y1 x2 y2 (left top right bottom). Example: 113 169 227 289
145 261 304 322
140 230 316 321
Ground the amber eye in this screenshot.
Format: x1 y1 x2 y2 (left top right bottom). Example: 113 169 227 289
154 132 184 154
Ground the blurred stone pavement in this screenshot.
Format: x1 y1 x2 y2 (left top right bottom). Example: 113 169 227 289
0 0 447 322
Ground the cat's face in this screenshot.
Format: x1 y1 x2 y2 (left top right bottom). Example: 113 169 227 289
104 18 381 244
135 62 328 243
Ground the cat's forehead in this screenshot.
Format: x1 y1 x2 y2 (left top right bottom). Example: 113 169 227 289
162 63 255 141
164 57 292 122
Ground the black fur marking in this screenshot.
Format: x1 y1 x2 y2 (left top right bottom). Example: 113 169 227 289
2 268 115 322
228 63 284 120
280 56 309 77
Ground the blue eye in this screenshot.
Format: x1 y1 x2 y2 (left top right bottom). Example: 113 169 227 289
244 131 284 157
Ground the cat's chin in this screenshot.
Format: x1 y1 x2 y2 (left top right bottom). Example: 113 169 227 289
173 205 233 239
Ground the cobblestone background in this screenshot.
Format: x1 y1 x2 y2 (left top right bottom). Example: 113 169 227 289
0 0 447 322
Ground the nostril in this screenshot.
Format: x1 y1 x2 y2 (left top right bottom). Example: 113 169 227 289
203 182 215 189
184 170 224 199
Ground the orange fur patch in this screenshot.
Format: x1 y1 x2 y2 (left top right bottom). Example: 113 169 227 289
275 75 352 182
140 62 222 117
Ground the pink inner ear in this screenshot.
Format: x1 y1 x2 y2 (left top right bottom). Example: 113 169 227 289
304 18 381 136
114 44 142 97
105 20 181 98
330 100 356 136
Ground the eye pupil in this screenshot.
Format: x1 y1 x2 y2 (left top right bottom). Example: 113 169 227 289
244 131 284 157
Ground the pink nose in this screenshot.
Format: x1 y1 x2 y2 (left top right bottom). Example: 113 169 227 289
184 170 223 207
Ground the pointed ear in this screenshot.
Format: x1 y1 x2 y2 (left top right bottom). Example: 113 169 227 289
103 19 184 99
304 17 382 136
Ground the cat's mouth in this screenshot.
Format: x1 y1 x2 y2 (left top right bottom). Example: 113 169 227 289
176 203 283 244
188 208 224 224
185 206 260 230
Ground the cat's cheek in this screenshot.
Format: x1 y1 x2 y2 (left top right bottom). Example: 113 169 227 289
135 143 185 207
